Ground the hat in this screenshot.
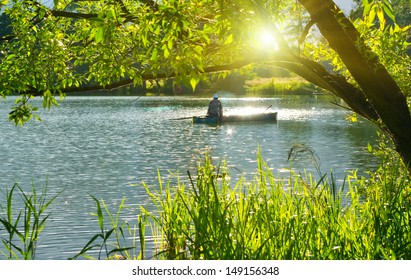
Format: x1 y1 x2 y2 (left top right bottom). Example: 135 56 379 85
213 93 218 99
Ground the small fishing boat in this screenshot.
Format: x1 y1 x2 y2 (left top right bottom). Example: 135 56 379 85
193 112 277 125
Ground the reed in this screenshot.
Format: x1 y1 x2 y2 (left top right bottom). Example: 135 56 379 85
141 150 411 260
69 195 135 260
4 145 408 260
0 182 61 259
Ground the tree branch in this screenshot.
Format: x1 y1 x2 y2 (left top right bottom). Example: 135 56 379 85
51 10 98 19
299 19 315 44
24 56 271 95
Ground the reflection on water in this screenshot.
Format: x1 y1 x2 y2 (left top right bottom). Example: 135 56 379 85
0 95 379 259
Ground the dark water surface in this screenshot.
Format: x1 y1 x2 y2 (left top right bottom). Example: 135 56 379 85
0 95 378 259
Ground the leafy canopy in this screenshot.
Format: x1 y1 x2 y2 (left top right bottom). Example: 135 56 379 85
0 0 290 124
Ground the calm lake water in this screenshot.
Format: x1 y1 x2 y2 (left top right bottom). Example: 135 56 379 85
0 94 378 259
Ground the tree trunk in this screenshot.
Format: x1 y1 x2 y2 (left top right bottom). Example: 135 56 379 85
297 0 411 170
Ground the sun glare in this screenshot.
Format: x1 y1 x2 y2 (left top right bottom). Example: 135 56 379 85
228 107 266 116
260 30 275 44
257 29 279 51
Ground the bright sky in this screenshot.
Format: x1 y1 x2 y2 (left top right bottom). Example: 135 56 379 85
334 0 356 13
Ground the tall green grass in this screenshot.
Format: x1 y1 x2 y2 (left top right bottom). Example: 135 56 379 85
140 150 411 260
0 182 61 259
69 196 140 260
3 143 410 260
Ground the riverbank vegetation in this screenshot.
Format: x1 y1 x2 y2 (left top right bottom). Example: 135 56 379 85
1 134 410 260
137 142 411 260
131 68 317 96
244 76 320 95
67 137 410 260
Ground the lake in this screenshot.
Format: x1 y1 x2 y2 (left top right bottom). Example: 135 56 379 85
0 94 379 259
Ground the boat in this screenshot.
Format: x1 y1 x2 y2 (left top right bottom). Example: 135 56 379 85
193 112 277 125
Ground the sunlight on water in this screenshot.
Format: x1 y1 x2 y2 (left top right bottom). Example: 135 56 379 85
278 108 334 121
225 107 273 116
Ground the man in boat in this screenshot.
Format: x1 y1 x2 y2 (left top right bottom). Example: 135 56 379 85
207 93 223 120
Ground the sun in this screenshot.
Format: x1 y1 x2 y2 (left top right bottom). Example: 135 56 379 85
257 29 279 51
260 30 275 44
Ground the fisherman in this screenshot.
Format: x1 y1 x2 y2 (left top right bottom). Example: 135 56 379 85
207 93 223 119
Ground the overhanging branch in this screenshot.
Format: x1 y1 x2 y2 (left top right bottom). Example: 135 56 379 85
25 56 272 95
51 11 98 20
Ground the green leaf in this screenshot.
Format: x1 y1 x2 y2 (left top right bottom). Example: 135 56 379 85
6 54 16 61
363 1 373 16
369 8 376 23
377 7 385 27
382 2 395 22
345 113 357 123
189 77 199 91
95 27 104 44
102 228 115 243
164 47 170 58
108 247 134 257
68 234 102 260
141 35 148 47
90 195 104 231
224 33 233 45
168 39 174 50
153 25 161 35
151 48 158 62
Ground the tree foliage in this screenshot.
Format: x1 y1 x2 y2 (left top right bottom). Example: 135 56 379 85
1 0 411 169
0 0 285 121
351 0 411 27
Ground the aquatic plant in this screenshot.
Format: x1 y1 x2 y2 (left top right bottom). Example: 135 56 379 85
0 182 61 259
68 141 411 260
69 196 136 260
140 151 411 260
